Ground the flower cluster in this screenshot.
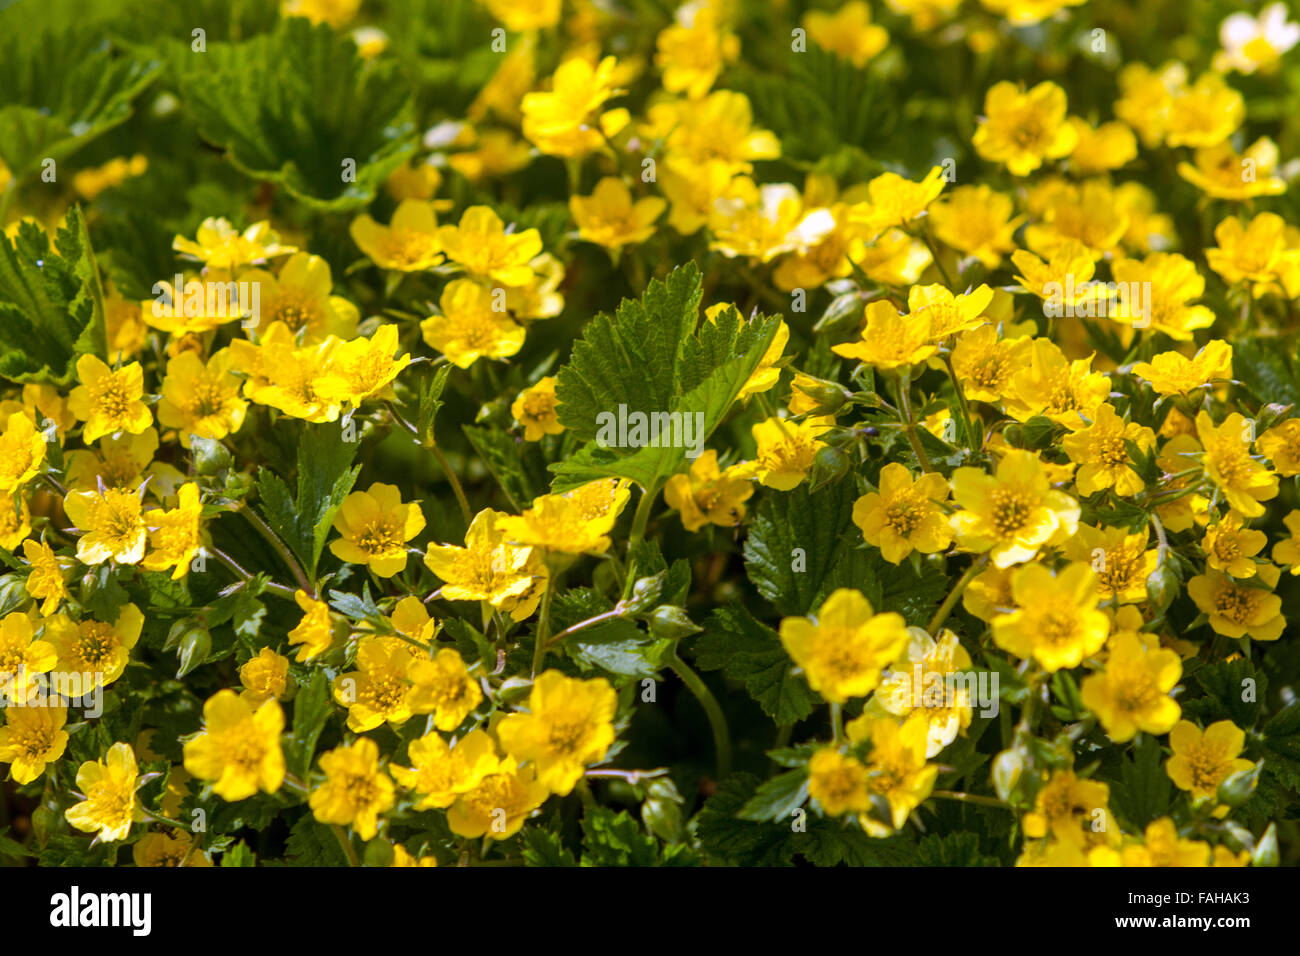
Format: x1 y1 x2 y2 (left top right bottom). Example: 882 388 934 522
0 0 1298 869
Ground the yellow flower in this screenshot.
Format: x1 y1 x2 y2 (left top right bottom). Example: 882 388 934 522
497 670 617 795
239 647 294 705
1258 418 1300 476
437 206 543 286
1202 511 1267 578
1155 434 1210 533
1120 817 1212 867
234 322 342 423
46 604 144 696
779 588 909 703
852 463 952 564
421 279 527 369
64 485 148 565
708 179 829 262
1023 180 1129 259
664 450 754 532
973 81 1077 176
424 508 548 619
1176 137 1287 201
480 0 559 30
409 648 484 732
871 629 973 757
183 690 285 801
67 356 152 443
1166 720 1253 802
654 4 739 98
72 154 147 201
706 306 788 401
0 490 29 550
0 412 45 493
803 2 888 67
1004 339 1110 429
929 185 1022 268
571 177 665 251
349 200 443 272
65 742 142 842
1188 564 1286 642
132 830 211 867
1111 253 1215 341
1206 213 1291 292
448 129 534 182
309 738 395 840
1166 72 1244 148
1063 524 1157 604
848 166 945 238
1079 632 1182 742
908 283 994 342
328 482 425 578
334 638 423 732
992 563 1110 672
979 0 1085 26
658 90 780 176
240 251 360 341
521 55 623 158
807 748 871 815
746 415 833 491
1195 411 1278 517
446 761 548 840
1066 118 1137 175
950 325 1031 403
1022 770 1114 847
64 427 165 494
962 564 1014 622
142 273 244 336
156 348 247 448
288 590 337 662
311 324 411 408
174 218 294 271
511 377 565 441
1132 342 1233 397
949 449 1080 568
832 300 936 370
21 538 70 616
391 727 500 810
283 0 361 28
389 844 438 867
496 479 631 556
1061 403 1155 497
1116 61 1185 148
142 482 204 579
846 712 938 835
0 611 57 704
1273 511 1300 573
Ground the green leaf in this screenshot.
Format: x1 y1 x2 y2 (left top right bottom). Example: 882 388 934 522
1110 733 1172 830
520 827 579 867
0 208 108 385
738 769 809 822
580 807 662 866
462 422 548 510
743 480 857 616
1182 658 1266 729
0 0 161 179
221 841 257 867
175 18 417 210
256 421 361 578
552 263 782 491
1233 337 1300 406
289 671 333 780
913 832 999 867
694 604 820 724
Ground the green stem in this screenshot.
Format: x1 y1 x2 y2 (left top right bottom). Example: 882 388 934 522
627 483 659 552
829 703 844 744
331 825 360 867
931 790 1011 809
667 647 732 778
209 547 297 601
239 504 314 595
530 569 556 677
941 352 977 453
927 555 988 634
429 441 472 526
894 373 934 473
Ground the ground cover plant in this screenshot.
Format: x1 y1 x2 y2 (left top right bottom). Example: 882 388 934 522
0 0 1299 868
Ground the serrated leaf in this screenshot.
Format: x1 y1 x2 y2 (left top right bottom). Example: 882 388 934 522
694 604 820 724
552 264 782 491
175 18 416 210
